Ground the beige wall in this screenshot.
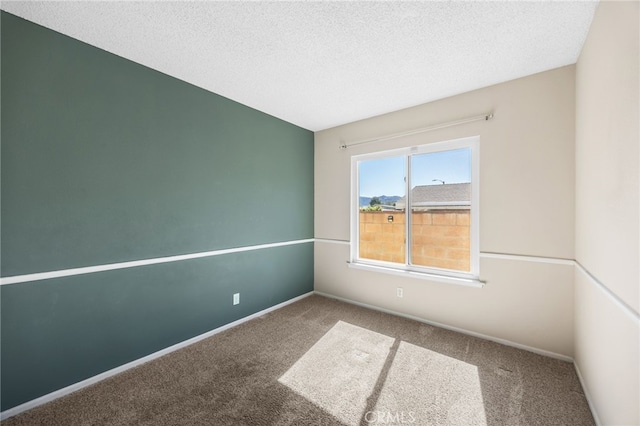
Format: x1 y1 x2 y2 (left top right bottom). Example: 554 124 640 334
574 1 639 424
316 66 576 259
315 66 577 357
575 0 639 312
574 268 639 425
314 2 639 423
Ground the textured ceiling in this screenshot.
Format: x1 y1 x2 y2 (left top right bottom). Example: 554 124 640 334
1 1 598 131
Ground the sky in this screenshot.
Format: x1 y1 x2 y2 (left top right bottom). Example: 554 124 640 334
359 148 471 197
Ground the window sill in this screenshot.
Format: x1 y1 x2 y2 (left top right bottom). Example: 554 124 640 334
346 261 485 288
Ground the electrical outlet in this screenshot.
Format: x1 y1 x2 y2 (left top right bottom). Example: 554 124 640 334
397 287 403 298
233 293 240 305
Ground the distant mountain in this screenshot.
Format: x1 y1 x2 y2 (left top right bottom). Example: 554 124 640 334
359 195 402 207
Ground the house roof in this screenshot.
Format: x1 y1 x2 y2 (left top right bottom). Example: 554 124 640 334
396 183 470 207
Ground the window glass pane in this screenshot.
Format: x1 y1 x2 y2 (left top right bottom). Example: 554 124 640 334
410 148 471 272
358 156 406 264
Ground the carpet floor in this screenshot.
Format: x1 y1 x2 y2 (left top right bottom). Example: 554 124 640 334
4 295 594 425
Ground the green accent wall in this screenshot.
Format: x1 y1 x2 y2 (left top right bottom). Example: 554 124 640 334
0 12 314 411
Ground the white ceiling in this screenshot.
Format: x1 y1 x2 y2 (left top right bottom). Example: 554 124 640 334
2 1 598 131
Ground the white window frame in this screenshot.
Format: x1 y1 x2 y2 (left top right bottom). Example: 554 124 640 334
350 135 481 286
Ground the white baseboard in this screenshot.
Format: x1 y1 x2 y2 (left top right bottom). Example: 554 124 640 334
314 290 574 362
3 290 602 424
0 291 313 421
313 291 605 423
573 362 601 426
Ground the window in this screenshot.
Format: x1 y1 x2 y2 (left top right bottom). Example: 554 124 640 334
350 136 479 283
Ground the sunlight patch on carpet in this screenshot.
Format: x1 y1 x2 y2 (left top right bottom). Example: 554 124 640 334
371 341 487 425
278 321 394 425
279 322 487 425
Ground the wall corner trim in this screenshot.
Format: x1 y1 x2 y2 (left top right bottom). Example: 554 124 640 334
575 261 640 323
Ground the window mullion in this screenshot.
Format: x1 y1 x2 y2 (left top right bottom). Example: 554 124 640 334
405 155 411 267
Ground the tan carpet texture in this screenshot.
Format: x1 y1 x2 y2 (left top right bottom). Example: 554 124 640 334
4 295 594 425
